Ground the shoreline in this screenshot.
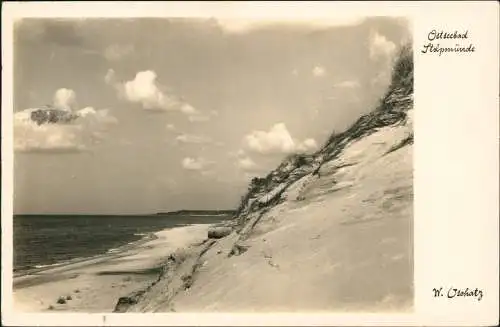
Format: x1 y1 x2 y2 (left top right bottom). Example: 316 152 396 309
13 223 212 312
13 232 159 280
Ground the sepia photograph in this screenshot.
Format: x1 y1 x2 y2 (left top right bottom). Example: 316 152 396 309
11 15 414 314
2 2 498 326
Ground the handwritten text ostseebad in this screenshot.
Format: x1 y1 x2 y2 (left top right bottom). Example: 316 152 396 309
421 30 475 56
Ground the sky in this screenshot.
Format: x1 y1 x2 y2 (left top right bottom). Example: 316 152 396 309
13 17 410 214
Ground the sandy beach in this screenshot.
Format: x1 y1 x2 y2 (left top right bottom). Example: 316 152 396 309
12 224 211 313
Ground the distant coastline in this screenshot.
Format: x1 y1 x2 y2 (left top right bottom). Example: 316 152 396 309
155 210 236 217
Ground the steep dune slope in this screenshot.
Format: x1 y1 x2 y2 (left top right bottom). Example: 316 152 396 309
121 45 414 313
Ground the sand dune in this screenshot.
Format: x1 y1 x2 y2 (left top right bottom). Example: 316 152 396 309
118 45 414 313
125 110 414 313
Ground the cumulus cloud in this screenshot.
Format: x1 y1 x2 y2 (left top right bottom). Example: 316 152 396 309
369 30 397 61
14 107 116 153
243 123 318 155
312 65 326 77
53 88 77 111
78 107 118 125
181 157 213 171
180 103 199 115
78 106 96 117
166 124 176 131
182 157 203 170
245 123 295 154
229 149 260 172
14 121 85 153
107 69 210 122
121 70 181 111
14 89 117 153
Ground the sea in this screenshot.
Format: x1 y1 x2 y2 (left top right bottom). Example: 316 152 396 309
13 214 230 274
